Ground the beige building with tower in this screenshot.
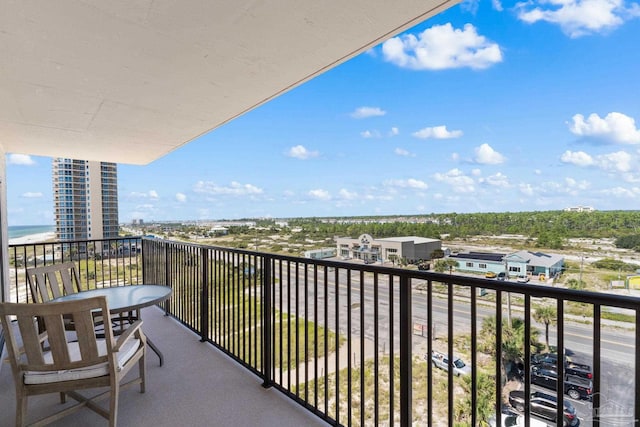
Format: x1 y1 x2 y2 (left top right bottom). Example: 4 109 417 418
53 158 119 241
336 234 441 264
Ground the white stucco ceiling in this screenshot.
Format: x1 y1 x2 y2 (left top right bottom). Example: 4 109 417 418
0 0 458 165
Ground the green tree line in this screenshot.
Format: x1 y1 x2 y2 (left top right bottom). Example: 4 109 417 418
285 210 640 244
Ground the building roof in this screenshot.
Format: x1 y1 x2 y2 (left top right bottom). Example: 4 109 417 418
376 236 441 244
0 1 456 165
449 252 506 262
510 250 564 268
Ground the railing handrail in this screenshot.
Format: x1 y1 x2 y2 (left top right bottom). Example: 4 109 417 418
9 237 640 427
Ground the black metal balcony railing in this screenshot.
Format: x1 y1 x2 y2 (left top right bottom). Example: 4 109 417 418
7 237 640 427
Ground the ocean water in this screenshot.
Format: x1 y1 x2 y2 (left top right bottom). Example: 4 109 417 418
8 225 55 239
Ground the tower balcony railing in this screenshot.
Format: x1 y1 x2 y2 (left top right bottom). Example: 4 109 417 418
6 237 640 427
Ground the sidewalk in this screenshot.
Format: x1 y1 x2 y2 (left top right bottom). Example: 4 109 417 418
280 335 376 389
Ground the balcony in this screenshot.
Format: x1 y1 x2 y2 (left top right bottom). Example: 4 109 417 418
0 301 330 427
4 237 640 426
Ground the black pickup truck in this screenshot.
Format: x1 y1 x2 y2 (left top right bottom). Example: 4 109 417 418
531 352 592 379
531 365 593 400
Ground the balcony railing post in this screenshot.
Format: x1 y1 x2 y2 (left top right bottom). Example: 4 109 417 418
200 246 209 342
262 254 273 388
164 243 170 315
141 238 146 285
399 274 412 427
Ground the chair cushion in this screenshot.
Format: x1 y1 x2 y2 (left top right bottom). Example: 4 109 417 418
23 338 140 385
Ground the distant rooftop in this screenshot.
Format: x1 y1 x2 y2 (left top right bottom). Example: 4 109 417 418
449 252 506 262
564 206 595 212
376 236 441 244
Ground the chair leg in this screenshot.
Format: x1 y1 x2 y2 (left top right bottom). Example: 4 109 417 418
139 348 146 393
17 393 27 427
109 381 119 427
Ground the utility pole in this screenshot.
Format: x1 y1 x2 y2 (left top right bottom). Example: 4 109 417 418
579 256 587 284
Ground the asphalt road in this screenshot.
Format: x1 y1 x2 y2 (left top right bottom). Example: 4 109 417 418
269 264 636 425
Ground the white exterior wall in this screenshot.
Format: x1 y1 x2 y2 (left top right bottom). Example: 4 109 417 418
335 234 442 263
87 161 103 240
0 150 8 302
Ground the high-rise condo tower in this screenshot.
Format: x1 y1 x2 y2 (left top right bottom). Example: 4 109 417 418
52 159 119 241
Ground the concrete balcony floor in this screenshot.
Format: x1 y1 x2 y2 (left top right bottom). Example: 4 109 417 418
0 307 331 427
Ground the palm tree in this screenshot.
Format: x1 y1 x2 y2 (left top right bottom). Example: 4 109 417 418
533 306 557 351
455 371 496 426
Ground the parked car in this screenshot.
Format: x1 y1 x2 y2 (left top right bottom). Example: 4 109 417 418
497 272 507 281
531 366 593 400
486 271 497 278
516 275 530 283
531 352 593 379
509 390 580 426
430 351 471 376
489 412 548 427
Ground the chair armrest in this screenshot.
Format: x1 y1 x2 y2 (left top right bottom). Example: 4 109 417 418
113 319 144 352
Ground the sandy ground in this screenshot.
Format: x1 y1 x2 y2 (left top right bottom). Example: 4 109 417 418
8 231 56 245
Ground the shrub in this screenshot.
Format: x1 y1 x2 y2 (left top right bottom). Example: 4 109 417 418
592 257 639 272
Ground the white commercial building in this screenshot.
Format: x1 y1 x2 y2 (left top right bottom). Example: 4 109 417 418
336 234 441 264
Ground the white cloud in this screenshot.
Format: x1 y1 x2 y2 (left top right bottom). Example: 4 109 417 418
412 125 463 139
569 112 640 143
389 127 400 136
394 148 415 157
130 190 159 199
433 168 475 193
8 154 35 165
564 177 591 191
175 193 187 202
471 168 482 176
493 0 504 11
381 23 502 70
22 192 43 198
361 130 381 138
384 178 429 190
474 143 506 164
519 183 535 196
516 0 640 38
338 189 358 200
597 150 632 172
481 172 510 188
451 152 460 161
540 177 591 196
350 107 386 119
287 145 319 159
194 181 263 196
561 150 594 166
135 204 155 210
607 186 640 198
308 189 331 200
460 0 480 13
561 149 632 172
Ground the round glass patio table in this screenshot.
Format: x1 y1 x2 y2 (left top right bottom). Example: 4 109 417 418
53 284 171 313
53 285 172 365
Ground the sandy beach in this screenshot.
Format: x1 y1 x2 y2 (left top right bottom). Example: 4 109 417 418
8 231 56 245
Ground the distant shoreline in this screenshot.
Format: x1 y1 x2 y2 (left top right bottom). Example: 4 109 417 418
8 231 56 245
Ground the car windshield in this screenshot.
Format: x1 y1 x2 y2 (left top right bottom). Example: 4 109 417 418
564 403 576 414
454 359 466 369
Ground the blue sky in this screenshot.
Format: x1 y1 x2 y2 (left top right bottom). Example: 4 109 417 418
6 0 640 226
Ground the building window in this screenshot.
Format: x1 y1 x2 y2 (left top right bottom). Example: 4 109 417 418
479 263 487 269
509 266 521 273
466 262 474 267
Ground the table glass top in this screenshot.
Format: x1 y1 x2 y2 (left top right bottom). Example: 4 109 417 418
53 285 171 312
